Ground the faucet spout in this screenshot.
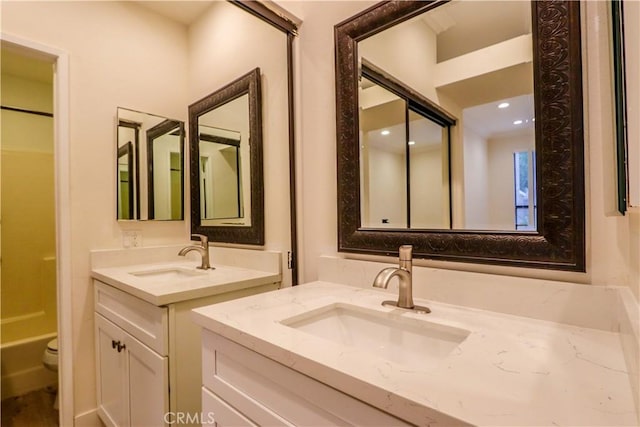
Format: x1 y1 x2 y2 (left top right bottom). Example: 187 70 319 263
373 267 414 309
371 245 430 314
178 234 212 270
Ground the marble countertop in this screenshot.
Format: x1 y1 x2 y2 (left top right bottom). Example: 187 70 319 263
191 281 637 426
92 261 281 306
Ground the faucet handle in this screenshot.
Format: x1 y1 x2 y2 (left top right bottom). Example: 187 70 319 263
398 245 412 274
399 245 412 261
191 234 209 247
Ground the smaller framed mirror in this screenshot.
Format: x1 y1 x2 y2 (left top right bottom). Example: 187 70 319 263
189 68 264 245
116 108 185 221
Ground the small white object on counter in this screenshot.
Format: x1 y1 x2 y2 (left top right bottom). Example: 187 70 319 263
192 282 637 426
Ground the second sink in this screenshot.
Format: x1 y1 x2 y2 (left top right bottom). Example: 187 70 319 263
128 267 207 282
281 303 469 370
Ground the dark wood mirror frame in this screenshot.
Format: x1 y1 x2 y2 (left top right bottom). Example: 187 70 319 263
335 0 585 271
189 67 264 245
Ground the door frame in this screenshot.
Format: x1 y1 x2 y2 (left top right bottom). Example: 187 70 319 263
1 32 73 426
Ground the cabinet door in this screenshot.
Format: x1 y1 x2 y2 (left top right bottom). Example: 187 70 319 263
95 314 129 427
126 333 169 427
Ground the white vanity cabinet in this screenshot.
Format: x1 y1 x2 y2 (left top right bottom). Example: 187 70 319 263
95 313 169 427
94 279 280 427
200 330 412 427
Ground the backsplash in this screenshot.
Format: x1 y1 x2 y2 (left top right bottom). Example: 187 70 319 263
318 256 621 331
90 245 281 274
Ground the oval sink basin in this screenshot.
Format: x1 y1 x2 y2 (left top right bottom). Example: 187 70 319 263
281 303 469 370
128 267 207 282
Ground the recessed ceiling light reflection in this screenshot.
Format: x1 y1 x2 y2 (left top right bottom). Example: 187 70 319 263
498 102 510 109
381 130 390 136
408 141 416 146
513 120 523 125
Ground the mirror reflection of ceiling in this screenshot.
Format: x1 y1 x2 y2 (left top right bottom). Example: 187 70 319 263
427 1 532 62
359 0 533 142
464 93 534 139
199 95 249 134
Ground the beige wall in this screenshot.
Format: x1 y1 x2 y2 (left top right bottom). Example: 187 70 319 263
285 0 638 298
3 1 293 418
2 1 190 417
360 15 438 101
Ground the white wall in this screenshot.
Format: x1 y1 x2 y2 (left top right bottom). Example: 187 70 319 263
410 145 447 228
487 130 534 230
199 141 241 220
364 146 406 228
2 1 190 418
462 126 490 229
285 0 638 298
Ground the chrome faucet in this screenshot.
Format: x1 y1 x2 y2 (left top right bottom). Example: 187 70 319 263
178 234 212 270
372 245 430 314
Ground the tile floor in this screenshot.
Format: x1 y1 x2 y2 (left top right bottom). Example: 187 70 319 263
1 387 58 427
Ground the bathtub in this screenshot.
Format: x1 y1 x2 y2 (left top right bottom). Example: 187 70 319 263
1 332 58 400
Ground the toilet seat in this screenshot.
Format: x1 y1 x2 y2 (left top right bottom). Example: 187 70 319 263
42 337 60 409
43 338 59 372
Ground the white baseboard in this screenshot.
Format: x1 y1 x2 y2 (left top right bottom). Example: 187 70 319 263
75 408 102 427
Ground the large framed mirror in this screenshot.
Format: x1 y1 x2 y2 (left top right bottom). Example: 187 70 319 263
117 107 185 221
189 68 264 245
336 0 585 271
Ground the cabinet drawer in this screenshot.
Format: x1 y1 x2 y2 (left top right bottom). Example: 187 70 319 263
202 331 411 426
95 280 168 355
202 387 256 427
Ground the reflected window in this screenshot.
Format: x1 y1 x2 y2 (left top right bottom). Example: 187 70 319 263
514 150 536 230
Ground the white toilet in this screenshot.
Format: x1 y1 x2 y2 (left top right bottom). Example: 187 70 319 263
42 338 59 409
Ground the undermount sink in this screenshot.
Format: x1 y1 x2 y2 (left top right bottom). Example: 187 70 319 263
281 303 469 370
128 267 207 282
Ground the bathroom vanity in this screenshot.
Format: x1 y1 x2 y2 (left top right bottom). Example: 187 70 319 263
90 247 281 427
192 282 638 426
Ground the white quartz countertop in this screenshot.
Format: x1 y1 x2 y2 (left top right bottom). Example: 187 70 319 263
191 281 637 426
92 261 280 306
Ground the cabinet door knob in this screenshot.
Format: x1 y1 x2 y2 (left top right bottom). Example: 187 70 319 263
117 342 126 353
112 340 118 349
